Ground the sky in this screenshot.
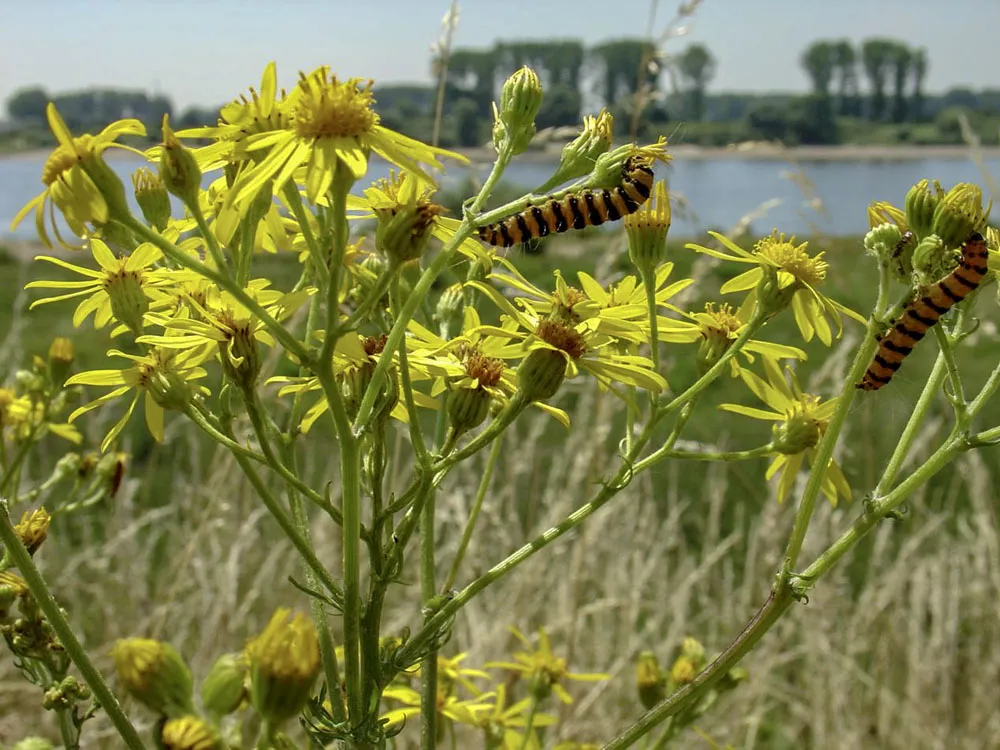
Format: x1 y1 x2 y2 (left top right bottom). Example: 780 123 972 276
1 0 998 113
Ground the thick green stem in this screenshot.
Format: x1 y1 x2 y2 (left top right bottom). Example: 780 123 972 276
518 696 541 750
932 324 966 418
781 329 877 570
443 436 504 591
0 500 146 750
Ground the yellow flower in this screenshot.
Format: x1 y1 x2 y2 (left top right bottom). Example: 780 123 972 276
26 239 177 337
14 507 51 555
485 627 608 705
65 346 211 452
687 230 865 345
246 608 321 725
209 63 467 209
10 103 146 248
381 684 495 729
160 716 222 750
661 302 806 376
719 360 851 506
474 684 556 750
626 180 672 269
112 638 194 718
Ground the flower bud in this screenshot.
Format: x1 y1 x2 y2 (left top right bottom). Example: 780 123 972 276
694 303 742 374
626 180 670 272
132 167 172 231
772 398 823 455
158 115 203 207
679 636 706 668
201 652 248 717
554 108 615 184
216 319 260 393
112 638 195 718
635 651 666 710
754 265 797 319
145 368 196 414
493 67 542 155
446 386 492 437
15 508 51 555
435 284 464 339
669 655 697 687
517 347 567 403
911 234 949 283
79 150 132 225
160 715 223 750
0 571 29 621
375 203 441 267
48 337 75 387
246 608 321 726
904 179 941 240
932 183 991 249
864 223 912 282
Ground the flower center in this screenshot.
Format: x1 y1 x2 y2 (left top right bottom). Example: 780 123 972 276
536 319 587 359
464 348 505 387
701 302 742 338
755 235 827 287
293 70 379 139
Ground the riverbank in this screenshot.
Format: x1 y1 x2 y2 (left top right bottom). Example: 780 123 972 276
3 142 1000 165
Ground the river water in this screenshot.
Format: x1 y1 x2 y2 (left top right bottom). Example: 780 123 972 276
1 150 997 241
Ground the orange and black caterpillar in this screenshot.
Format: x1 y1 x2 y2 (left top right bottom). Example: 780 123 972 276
858 231 989 391
477 155 655 247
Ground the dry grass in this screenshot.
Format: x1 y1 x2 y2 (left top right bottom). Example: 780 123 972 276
2 337 1000 749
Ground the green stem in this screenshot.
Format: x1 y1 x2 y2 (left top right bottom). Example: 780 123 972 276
443 436 504 591
187 196 229 274
873 352 947 495
640 265 661 375
391 276 430 467
518 696 541 750
432 398 526 472
932 324 966 418
282 183 330 290
0 500 147 750
120 216 310 362
636 442 775 470
781 329 878 571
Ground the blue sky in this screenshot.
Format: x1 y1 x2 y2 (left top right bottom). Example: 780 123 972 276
1 0 997 112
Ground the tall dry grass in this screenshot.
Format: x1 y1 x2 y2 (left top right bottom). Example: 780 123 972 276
2 326 999 749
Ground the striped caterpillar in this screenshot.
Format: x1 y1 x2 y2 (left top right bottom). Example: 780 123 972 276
477 155 655 247
858 232 989 391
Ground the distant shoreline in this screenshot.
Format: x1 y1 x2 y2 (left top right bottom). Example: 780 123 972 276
2 143 999 165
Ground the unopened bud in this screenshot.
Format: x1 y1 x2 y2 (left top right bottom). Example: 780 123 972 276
932 183 991 249
132 167 172 231
446 386 492 437
493 67 542 155
158 115 202 207
517 348 567 404
201 652 248 717
904 179 941 239
246 608 321 726
635 651 666 710
112 638 195 718
48 337 75 387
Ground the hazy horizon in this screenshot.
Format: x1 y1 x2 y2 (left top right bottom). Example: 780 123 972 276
2 0 998 114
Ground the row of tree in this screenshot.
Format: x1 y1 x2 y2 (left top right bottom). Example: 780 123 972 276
4 37 999 150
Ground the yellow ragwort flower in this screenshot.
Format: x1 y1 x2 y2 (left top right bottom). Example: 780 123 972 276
246 608 321 725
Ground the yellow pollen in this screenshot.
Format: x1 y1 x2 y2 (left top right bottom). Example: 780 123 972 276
701 302 742 336
293 71 379 139
465 349 505 387
754 235 827 287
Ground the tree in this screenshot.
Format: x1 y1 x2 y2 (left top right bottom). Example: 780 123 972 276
861 38 894 121
6 87 49 123
589 39 656 108
675 43 717 121
889 42 911 123
910 47 928 121
801 41 835 96
832 40 859 116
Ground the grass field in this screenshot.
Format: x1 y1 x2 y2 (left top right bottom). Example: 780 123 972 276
1 230 999 749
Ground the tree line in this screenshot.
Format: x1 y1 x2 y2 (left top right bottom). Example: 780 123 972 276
3 37 999 151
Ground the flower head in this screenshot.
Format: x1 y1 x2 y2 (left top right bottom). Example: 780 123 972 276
687 231 865 345
246 608 321 725
626 180 672 270
719 360 851 505
15 507 51 555
112 638 194 717
485 627 608 705
11 104 145 248
160 716 222 750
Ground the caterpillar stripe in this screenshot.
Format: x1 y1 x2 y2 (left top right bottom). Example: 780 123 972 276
858 232 989 391
477 156 655 247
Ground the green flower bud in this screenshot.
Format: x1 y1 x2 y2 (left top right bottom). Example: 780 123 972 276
904 179 942 240
112 638 195 718
48 337 75 387
864 223 912 281
144 368 196 414
694 303 741 374
669 655 697 687
375 203 441 267
626 179 670 271
716 665 749 693
517 347 568 403
447 386 492 437
216 317 260 393
158 115 202 207
247 608 320 726
679 636 706 669
772 399 823 455
635 651 666 710
201 652 248 717
754 265 798 319
435 283 464 339
0 571 28 621
131 167 172 231
493 67 543 155
160 715 223 750
553 108 615 184
931 183 991 249
910 234 952 285
104 273 149 339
